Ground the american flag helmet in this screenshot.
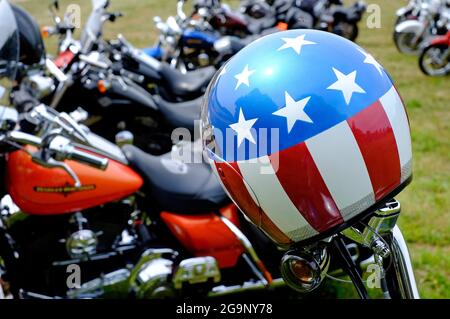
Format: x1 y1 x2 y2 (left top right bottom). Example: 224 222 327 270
201 30 413 246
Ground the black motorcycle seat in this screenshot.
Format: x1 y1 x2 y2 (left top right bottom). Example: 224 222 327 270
246 16 277 35
227 28 278 52
332 4 365 22
158 64 216 98
153 95 202 130
122 143 227 214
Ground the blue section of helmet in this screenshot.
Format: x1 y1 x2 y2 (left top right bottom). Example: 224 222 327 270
207 30 394 162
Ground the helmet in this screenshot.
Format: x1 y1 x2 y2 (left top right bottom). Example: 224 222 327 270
11 3 45 66
0 0 19 107
201 30 412 247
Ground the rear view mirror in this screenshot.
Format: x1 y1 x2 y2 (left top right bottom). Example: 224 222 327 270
52 0 59 11
92 0 109 10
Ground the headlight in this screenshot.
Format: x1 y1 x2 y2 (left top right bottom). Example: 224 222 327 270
280 246 330 293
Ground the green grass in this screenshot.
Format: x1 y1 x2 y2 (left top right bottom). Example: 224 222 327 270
11 0 450 298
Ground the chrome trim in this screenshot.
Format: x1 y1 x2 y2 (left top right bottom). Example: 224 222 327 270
220 216 270 284
342 199 401 250
390 226 420 299
8 130 42 147
173 257 221 289
46 58 68 83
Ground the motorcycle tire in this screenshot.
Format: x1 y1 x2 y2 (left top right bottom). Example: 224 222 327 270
419 44 450 77
394 31 421 55
334 22 359 42
382 229 420 299
348 23 359 42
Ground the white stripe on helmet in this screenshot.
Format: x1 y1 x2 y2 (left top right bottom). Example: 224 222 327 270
237 157 318 241
306 121 375 221
379 87 413 183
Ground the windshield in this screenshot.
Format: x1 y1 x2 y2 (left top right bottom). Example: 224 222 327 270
80 0 108 53
0 0 19 112
93 0 109 11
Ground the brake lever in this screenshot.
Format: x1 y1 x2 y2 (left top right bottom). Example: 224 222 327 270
34 134 86 187
32 155 81 188
30 105 90 145
57 112 90 144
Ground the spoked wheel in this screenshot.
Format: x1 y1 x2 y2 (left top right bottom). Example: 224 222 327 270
394 32 422 55
419 45 450 76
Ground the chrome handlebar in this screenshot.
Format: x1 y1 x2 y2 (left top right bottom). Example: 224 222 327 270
29 104 90 144
4 104 109 187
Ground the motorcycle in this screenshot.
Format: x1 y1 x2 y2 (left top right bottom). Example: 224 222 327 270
40 0 77 65
1 0 420 299
419 27 450 75
145 0 314 71
296 0 367 41
26 1 212 155
394 0 448 55
395 0 424 25
43 0 215 102
0 105 420 299
148 7 271 72
0 100 284 298
207 0 313 35
1 2 289 298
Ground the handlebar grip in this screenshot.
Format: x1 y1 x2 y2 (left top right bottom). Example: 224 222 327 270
68 148 109 170
108 12 124 22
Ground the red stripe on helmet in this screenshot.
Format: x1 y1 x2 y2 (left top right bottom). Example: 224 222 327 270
214 161 292 246
269 142 344 233
347 100 401 201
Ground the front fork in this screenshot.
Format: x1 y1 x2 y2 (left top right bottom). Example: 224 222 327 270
341 199 420 299
383 226 420 299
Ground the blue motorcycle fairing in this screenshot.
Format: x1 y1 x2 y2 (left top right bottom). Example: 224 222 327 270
181 29 218 49
143 46 164 59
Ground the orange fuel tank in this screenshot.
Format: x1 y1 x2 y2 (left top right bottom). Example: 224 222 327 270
6 148 144 215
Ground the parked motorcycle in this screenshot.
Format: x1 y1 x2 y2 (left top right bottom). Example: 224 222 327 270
43 0 215 101
149 12 270 71
200 28 421 299
145 0 314 71
198 0 313 36
0 103 416 299
3 52 376 300
0 0 420 299
25 1 211 155
296 0 367 41
1 1 286 298
395 0 424 25
0 100 288 298
419 28 450 75
394 0 448 55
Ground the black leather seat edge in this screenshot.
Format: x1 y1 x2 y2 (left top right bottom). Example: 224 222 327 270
122 144 228 214
158 64 216 98
153 95 202 130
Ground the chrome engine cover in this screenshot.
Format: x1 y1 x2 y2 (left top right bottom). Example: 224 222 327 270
66 229 98 258
173 256 221 289
129 248 179 298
